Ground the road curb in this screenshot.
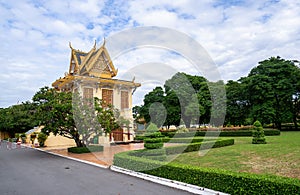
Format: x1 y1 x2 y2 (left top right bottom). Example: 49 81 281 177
110 165 228 195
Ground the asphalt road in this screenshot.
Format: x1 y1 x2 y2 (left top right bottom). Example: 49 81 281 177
0 141 191 195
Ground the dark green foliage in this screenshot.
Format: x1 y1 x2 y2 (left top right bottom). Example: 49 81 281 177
132 139 233 162
263 129 280 136
37 132 48 147
134 147 167 161
0 102 38 136
137 73 212 128
67 145 104 153
130 148 167 157
243 57 300 130
143 123 164 149
33 87 84 147
144 137 163 149
139 87 165 125
252 120 266 144
160 129 280 137
134 57 300 130
114 149 300 195
225 80 250 126
144 142 164 149
32 87 119 147
162 137 205 143
144 138 163 143
165 139 234 155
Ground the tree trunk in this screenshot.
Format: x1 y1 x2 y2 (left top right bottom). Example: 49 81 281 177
73 134 85 147
291 99 299 131
183 117 191 128
293 114 298 131
275 121 282 131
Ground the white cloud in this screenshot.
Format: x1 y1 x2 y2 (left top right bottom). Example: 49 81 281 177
0 0 300 107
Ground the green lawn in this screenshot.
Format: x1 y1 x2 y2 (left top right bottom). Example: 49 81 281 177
171 131 300 179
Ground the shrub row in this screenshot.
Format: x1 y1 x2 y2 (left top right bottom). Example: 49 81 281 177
67 145 104 153
144 138 162 143
165 139 234 155
144 142 164 149
132 147 167 161
160 129 280 138
162 137 206 143
113 152 300 194
135 136 207 143
129 139 234 157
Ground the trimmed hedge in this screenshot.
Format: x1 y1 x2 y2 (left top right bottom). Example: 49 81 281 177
113 152 300 194
160 129 280 138
144 137 164 149
129 139 234 158
165 139 234 155
136 136 207 143
67 145 104 153
162 137 206 143
144 142 164 149
144 138 163 143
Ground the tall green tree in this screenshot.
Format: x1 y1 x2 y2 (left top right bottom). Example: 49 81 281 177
139 87 165 125
0 102 37 137
32 87 84 146
33 87 120 147
163 90 181 128
225 80 250 126
207 80 226 126
164 72 200 128
185 73 211 126
243 56 300 129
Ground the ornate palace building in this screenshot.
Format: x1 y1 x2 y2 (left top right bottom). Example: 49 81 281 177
52 42 141 143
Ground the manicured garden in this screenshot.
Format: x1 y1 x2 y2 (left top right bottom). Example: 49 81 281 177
113 131 300 194
172 131 300 179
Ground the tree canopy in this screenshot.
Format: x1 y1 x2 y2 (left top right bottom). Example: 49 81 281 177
135 57 300 130
32 87 119 147
0 101 37 136
1 56 299 138
241 56 300 129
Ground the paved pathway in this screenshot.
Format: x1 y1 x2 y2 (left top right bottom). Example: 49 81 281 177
44 143 179 166
0 141 192 195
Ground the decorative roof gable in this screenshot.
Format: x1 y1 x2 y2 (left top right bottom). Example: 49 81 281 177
68 41 117 78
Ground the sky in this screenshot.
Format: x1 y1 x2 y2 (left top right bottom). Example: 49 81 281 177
0 0 300 108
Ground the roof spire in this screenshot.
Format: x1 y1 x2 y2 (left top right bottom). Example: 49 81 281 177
69 41 73 49
102 37 106 47
93 40 97 49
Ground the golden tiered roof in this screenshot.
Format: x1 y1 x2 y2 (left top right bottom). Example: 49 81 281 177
52 41 141 91
69 41 117 78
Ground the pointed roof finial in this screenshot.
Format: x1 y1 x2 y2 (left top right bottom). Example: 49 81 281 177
102 37 106 47
69 41 73 49
93 40 97 49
